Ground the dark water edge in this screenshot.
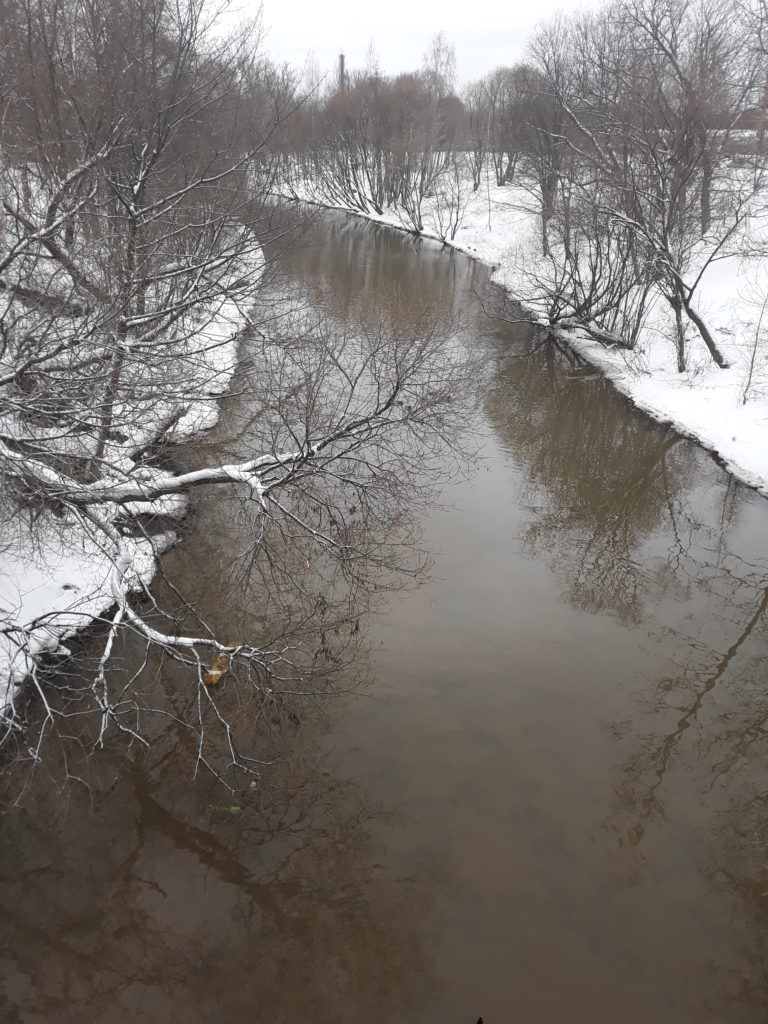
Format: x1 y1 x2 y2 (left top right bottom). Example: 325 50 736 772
1 212 768 1023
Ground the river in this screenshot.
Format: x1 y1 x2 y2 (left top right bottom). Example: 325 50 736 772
1 212 768 1023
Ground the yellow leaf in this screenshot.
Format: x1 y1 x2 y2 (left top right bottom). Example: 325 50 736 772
202 652 231 687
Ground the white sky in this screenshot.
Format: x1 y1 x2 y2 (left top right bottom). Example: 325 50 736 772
226 0 598 87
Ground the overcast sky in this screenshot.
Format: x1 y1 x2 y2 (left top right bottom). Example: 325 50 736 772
229 0 596 87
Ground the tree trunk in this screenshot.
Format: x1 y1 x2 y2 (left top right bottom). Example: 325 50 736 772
757 72 768 155
21 163 31 211
670 293 685 372
541 171 558 258
0 143 5 256
541 209 551 257
700 146 712 236
503 153 517 185
88 337 126 482
678 281 728 368
562 185 572 261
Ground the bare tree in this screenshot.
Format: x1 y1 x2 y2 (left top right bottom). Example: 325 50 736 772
421 32 457 102
2 297 472 767
460 80 488 191
514 51 571 258
0 0 475 775
521 0 765 369
482 65 527 188
296 67 460 235
429 153 471 242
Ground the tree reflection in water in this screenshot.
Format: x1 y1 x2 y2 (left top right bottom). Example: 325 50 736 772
5 214 768 1022
485 327 768 1012
0 689 441 1022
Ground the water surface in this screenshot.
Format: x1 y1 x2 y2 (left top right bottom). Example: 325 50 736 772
2 214 768 1023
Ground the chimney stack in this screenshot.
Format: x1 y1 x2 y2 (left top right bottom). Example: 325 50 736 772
339 53 346 93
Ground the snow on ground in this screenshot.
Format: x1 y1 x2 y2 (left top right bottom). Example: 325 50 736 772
0 527 176 719
0 263 259 719
278 173 768 501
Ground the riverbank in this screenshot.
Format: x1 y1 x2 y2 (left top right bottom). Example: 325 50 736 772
276 177 768 500
6 180 767 717
5 204 768 1024
0 279 254 721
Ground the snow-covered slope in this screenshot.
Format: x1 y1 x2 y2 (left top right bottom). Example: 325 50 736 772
277 176 768 501
0 281 253 722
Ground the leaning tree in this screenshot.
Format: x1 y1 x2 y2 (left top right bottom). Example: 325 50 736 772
0 0 473 781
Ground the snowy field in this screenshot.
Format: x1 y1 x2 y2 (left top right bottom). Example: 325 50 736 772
278 171 768 500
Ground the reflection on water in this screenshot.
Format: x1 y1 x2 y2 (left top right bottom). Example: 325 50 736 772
487 347 693 623
0 734 439 1023
482 329 768 1015
2 214 768 1022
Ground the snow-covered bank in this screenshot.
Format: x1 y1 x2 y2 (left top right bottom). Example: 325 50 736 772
0 281 254 723
277 178 768 500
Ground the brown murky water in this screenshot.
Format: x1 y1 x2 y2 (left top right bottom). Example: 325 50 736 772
2 214 768 1023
